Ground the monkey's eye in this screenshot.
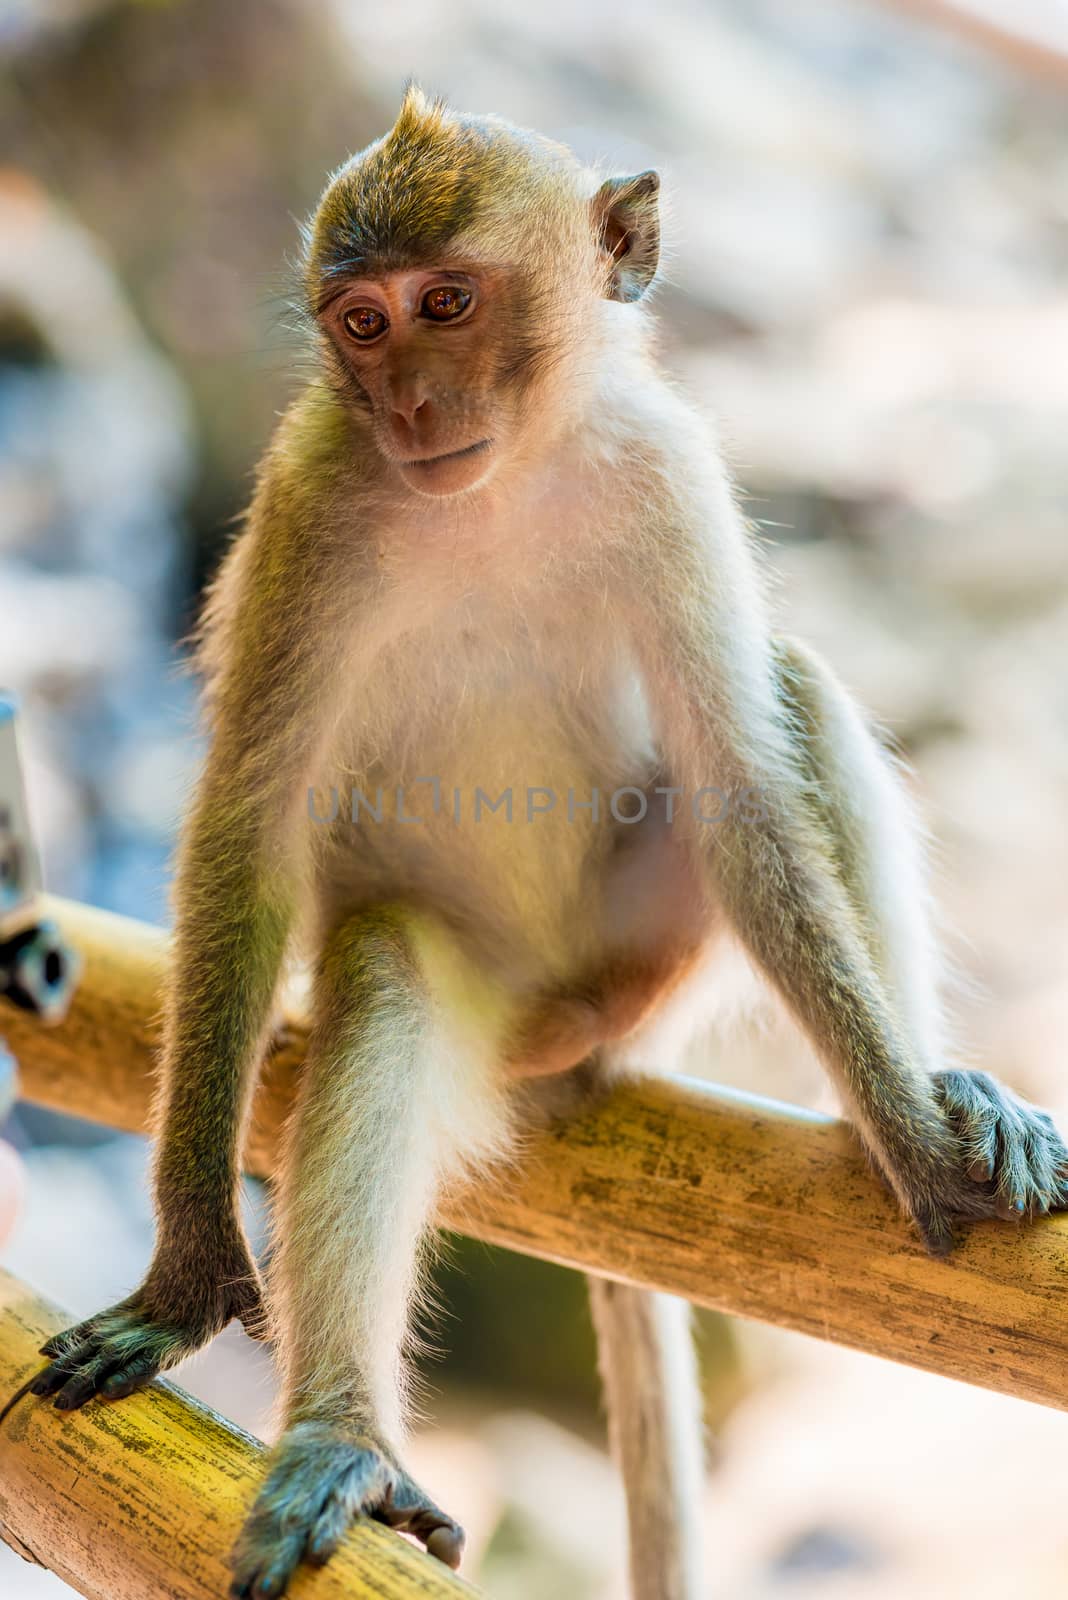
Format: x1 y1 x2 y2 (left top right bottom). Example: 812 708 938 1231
343 306 389 342
420 285 472 323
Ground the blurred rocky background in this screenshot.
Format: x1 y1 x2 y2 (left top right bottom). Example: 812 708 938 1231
2 1 1067 1595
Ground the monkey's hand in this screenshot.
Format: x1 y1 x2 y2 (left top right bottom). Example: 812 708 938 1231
229 1420 464 1599
914 1068 1068 1252
29 1235 265 1411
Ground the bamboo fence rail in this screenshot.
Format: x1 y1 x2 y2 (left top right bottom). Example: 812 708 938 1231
3 895 1067 1414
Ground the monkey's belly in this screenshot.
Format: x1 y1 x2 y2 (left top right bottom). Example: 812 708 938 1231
311 632 714 1030
312 750 715 1072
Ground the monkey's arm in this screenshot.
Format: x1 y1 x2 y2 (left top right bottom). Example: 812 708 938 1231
33 443 357 1404
631 472 1067 1252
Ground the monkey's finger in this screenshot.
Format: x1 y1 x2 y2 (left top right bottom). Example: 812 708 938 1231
424 1523 465 1569
935 1069 1002 1185
304 1499 350 1568
376 1473 466 1567
29 1355 94 1399
229 1532 304 1600
52 1357 126 1412
52 1369 107 1408
371 1504 465 1570
250 1547 305 1600
1022 1128 1063 1215
100 1353 163 1399
960 1103 999 1185
985 1088 1068 1215
994 1110 1039 1218
993 1164 1029 1218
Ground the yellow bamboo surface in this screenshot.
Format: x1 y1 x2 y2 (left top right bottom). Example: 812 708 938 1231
0 1271 473 1599
5 896 1068 1413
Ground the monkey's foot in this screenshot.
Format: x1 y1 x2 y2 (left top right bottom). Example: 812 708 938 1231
229 1420 464 1599
925 1068 1068 1243
29 1262 265 1410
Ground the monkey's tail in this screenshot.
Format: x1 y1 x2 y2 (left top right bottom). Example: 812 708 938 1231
587 1276 706 1600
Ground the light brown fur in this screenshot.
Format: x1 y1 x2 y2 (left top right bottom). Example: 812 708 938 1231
33 87 1068 1600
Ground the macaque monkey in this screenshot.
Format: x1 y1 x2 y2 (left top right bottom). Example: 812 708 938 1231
31 89 1068 1600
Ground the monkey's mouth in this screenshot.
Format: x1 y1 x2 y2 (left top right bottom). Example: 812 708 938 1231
404 439 493 470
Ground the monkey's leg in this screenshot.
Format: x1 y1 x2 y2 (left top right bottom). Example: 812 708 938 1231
774 635 1068 1231
589 1278 705 1600
229 906 513 1599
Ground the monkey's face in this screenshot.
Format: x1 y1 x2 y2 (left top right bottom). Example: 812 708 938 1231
306 92 662 498
319 264 549 499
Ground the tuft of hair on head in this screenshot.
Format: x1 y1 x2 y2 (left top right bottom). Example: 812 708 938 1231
392 79 447 141
304 87 603 316
303 84 496 303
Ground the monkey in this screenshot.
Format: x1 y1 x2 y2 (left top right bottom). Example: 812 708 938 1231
28 88 1068 1600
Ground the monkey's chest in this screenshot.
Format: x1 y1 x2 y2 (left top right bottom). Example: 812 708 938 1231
314 634 676 974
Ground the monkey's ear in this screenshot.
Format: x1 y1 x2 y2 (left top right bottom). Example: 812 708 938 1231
591 171 661 303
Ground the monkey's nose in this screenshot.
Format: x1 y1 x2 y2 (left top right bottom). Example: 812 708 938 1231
392 397 428 427
389 381 431 427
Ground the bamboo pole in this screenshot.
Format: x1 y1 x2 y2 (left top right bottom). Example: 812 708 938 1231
0 1271 473 1599
5 896 1068 1413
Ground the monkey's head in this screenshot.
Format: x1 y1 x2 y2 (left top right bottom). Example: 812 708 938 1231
304 87 660 499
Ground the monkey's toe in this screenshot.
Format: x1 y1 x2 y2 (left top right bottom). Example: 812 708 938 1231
375 1462 466 1569
425 1524 465 1567
32 1355 126 1411
229 1420 464 1598
32 1306 188 1411
933 1068 1068 1223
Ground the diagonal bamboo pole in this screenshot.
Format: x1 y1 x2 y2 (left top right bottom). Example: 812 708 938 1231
0 1271 473 1600
4 896 1068 1413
